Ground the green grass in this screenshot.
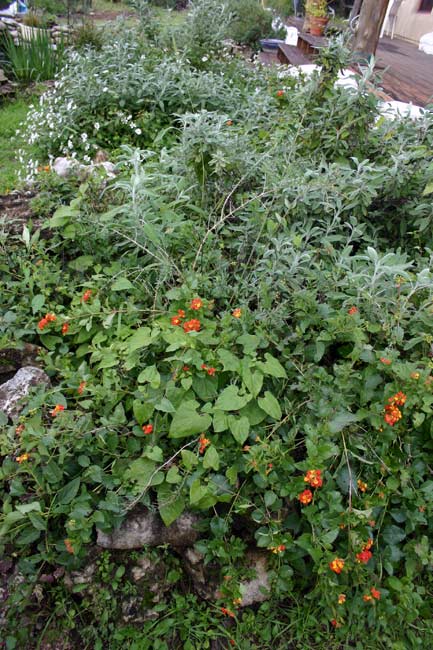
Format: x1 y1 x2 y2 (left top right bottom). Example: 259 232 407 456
0 95 37 193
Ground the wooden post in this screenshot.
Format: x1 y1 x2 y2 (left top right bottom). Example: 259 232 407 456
352 0 389 59
349 0 363 20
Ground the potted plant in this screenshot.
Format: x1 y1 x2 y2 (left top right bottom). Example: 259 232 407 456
305 0 329 36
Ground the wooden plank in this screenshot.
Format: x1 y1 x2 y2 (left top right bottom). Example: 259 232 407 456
277 43 311 66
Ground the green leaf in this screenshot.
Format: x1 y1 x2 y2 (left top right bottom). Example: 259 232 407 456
31 294 45 314
16 502 41 514
133 400 154 425
181 449 198 470
97 352 118 369
43 460 63 484
190 479 207 505
166 466 182 484
214 385 251 411
157 483 185 526
328 411 359 433
56 478 80 505
169 401 212 438
112 277 134 291
192 375 218 401
242 366 263 397
229 415 250 445
258 391 282 420
382 525 406 546
203 446 220 471
126 327 153 353
217 349 240 372
125 458 155 486
49 204 78 227
155 397 176 413
137 365 161 388
213 410 230 432
28 512 47 531
68 255 94 271
239 400 267 425
237 334 261 354
257 353 287 378
422 181 433 196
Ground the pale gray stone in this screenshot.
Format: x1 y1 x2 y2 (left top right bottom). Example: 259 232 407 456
97 508 199 549
0 366 50 419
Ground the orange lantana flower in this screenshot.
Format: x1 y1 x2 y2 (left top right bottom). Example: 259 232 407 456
183 319 201 333
50 404 65 417
304 469 323 488
190 298 203 311
298 489 313 505
329 558 345 574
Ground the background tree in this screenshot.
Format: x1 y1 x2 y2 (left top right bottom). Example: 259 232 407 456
352 0 389 58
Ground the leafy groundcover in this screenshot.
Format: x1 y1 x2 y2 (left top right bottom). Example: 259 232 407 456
1 2 433 648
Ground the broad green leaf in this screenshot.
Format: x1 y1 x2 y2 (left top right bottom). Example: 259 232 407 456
157 483 185 526
16 502 41 514
126 327 153 353
56 477 80 505
190 479 207 505
49 204 79 227
28 512 47 531
112 277 134 291
229 415 250 445
258 391 282 420
237 334 261 354
257 353 287 378
181 449 198 470
155 397 176 413
203 446 220 471
97 352 118 369
166 466 182 484
169 401 212 438
132 400 154 425
422 181 433 196
68 255 94 271
239 400 267 425
214 385 251 411
31 294 45 314
125 458 156 487
43 460 63 484
213 410 230 432
328 411 359 433
0 511 25 537
137 365 161 388
192 375 218 401
217 349 240 372
242 367 263 397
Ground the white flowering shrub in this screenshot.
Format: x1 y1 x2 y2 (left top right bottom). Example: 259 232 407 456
17 28 271 180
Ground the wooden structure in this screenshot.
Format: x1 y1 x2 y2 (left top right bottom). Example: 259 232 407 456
277 44 311 66
277 26 327 66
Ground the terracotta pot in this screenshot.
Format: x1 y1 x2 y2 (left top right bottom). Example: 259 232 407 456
309 16 328 36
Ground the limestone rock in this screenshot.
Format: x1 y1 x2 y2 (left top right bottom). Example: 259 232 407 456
97 508 199 549
0 366 50 419
238 551 270 606
182 548 270 606
64 562 96 589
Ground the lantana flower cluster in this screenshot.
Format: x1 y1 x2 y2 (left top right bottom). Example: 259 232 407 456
384 391 407 426
298 469 323 505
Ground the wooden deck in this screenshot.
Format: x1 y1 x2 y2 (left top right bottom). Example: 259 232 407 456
376 37 433 107
281 17 433 107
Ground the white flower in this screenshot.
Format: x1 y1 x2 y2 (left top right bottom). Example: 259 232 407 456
135 128 142 135
94 122 100 131
81 133 88 142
